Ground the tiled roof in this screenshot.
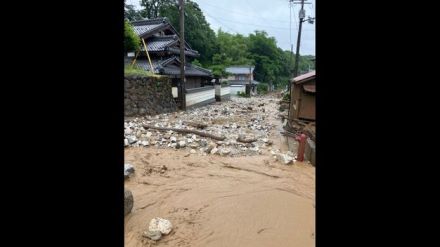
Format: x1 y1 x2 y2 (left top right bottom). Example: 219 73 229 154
225 66 254 74
130 18 193 50
132 23 163 37
167 47 199 57
140 36 178 52
161 63 212 77
126 57 212 77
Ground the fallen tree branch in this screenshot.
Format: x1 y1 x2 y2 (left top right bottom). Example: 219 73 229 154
237 137 257 143
143 125 225 141
184 121 208 129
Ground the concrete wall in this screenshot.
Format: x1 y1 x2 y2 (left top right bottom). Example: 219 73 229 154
215 85 231 101
230 85 246 96
124 75 177 117
186 86 216 108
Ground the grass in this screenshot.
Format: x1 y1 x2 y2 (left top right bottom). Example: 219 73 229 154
124 65 162 77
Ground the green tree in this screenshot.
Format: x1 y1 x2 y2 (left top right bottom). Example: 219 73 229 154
139 0 174 19
191 59 202 67
124 1 143 21
124 20 140 53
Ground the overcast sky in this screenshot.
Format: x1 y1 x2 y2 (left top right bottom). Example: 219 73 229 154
127 0 315 55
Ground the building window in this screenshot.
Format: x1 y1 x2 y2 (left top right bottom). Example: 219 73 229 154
235 75 247 81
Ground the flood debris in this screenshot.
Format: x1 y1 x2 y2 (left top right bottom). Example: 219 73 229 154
124 97 280 157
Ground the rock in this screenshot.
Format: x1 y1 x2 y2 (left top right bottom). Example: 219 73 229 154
124 139 129 147
149 218 173 235
190 149 196 154
170 136 177 142
124 164 135 178
124 189 133 216
220 148 231 155
170 143 177 148
160 165 167 173
179 140 186 147
128 136 137 144
136 131 142 138
177 140 186 148
187 138 193 143
200 139 208 147
275 153 294 165
141 141 149 146
190 143 199 149
262 138 269 143
125 128 133 135
191 135 197 140
143 230 162 241
210 147 219 154
146 132 153 138
184 153 191 157
217 141 224 145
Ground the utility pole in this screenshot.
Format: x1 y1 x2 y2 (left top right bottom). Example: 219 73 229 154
292 0 305 78
248 66 252 96
289 0 293 92
287 0 313 129
179 0 186 110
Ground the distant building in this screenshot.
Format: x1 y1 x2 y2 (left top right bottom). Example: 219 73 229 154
289 71 315 121
225 66 260 96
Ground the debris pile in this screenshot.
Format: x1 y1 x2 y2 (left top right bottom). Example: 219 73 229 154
124 97 277 156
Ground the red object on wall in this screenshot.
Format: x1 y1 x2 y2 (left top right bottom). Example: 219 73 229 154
296 133 307 162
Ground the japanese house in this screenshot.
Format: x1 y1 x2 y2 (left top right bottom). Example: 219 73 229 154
125 17 215 109
225 66 260 96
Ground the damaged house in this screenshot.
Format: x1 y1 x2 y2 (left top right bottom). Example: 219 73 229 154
125 17 215 109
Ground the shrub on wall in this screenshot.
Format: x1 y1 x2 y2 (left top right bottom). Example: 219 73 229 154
124 20 140 53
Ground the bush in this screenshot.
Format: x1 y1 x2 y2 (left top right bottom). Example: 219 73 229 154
124 21 140 53
282 93 290 101
237 91 249 98
124 64 158 77
257 83 269 94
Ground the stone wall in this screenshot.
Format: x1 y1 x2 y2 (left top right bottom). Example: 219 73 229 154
125 75 177 117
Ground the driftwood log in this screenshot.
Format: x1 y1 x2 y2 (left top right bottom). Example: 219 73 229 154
236 136 257 143
143 125 226 141
184 121 208 129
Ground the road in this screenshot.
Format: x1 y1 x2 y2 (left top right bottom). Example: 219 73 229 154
124 94 315 247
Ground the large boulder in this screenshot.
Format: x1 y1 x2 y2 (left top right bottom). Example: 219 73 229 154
124 164 135 179
149 217 173 235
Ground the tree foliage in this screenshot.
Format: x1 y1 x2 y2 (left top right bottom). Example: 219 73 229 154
134 0 315 89
124 2 143 21
124 20 140 53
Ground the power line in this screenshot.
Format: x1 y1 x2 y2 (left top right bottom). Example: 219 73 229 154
204 12 240 34
195 0 289 23
202 9 315 31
